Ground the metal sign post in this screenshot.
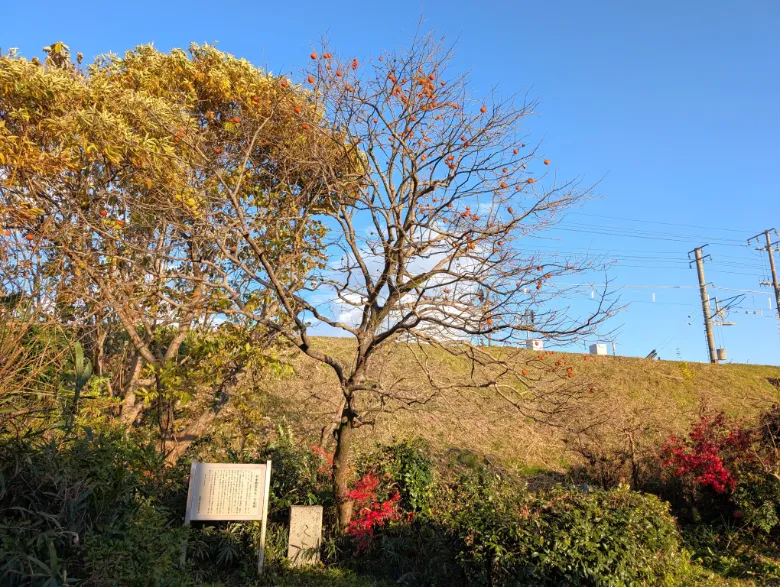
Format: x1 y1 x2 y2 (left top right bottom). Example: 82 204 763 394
181 460 272 574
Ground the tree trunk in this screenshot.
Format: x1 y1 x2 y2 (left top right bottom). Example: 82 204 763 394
92 325 107 376
333 408 355 529
163 363 247 465
120 353 146 425
320 396 347 448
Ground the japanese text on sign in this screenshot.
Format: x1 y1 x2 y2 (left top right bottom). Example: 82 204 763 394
187 463 267 521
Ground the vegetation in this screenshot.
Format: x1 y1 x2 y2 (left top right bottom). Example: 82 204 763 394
247 33 616 528
0 38 778 586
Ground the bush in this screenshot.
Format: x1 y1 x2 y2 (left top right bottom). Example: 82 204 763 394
446 475 691 586
0 430 166 585
346 460 692 586
344 516 465 585
262 424 335 516
380 440 435 514
354 440 435 514
82 497 188 586
658 410 780 534
682 523 780 582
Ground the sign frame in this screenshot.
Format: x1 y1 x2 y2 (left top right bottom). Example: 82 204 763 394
181 460 272 574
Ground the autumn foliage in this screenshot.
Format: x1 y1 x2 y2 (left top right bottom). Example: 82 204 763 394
344 472 402 554
0 41 358 461
659 411 779 533
662 413 751 495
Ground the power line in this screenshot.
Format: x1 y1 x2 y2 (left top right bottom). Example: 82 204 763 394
560 221 747 243
522 247 765 271
568 212 753 234
609 264 762 276
558 223 746 245
553 281 774 295
546 225 748 247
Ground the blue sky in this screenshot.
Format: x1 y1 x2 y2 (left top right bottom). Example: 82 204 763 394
5 0 780 364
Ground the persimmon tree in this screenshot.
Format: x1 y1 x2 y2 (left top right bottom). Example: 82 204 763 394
189 34 614 527
0 43 355 457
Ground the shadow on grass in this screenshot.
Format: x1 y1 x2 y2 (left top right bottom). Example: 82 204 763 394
259 566 397 587
683 525 780 584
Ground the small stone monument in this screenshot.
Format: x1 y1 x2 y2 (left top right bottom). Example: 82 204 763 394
287 505 323 567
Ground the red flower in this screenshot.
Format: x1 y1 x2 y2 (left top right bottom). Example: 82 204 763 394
344 472 401 554
661 413 754 495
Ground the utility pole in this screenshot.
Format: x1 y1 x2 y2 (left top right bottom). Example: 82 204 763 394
748 229 780 324
689 246 718 364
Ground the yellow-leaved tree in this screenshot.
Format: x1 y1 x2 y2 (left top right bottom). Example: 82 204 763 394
0 42 358 458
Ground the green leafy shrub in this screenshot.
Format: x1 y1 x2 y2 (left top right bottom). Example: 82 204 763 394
183 520 271 584
343 516 464 585
82 497 188 586
683 523 780 582
0 430 164 585
381 441 434 514
262 424 335 515
526 485 691 586
346 461 692 586
355 440 434 515
444 475 693 586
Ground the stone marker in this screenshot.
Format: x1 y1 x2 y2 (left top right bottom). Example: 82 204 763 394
287 505 323 567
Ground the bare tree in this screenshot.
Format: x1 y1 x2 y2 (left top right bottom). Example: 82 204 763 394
185 32 615 526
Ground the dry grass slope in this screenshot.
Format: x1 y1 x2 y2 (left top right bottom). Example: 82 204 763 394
261 337 780 476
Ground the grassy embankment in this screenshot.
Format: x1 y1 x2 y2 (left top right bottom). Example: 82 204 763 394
260 338 780 474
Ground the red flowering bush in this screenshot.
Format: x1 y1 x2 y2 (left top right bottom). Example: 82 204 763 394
344 472 401 554
661 413 752 495
659 411 779 533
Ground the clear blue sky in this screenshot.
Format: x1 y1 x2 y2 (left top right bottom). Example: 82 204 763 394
5 0 780 364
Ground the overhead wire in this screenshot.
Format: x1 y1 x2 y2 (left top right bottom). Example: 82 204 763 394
560 221 747 243
547 224 747 247
519 210 778 358
568 211 753 234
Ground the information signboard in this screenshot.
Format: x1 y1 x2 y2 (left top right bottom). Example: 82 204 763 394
182 460 272 573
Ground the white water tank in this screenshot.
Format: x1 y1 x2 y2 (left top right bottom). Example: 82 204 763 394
526 339 544 351
589 343 608 355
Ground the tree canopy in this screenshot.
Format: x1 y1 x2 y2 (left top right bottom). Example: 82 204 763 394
0 42 360 455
